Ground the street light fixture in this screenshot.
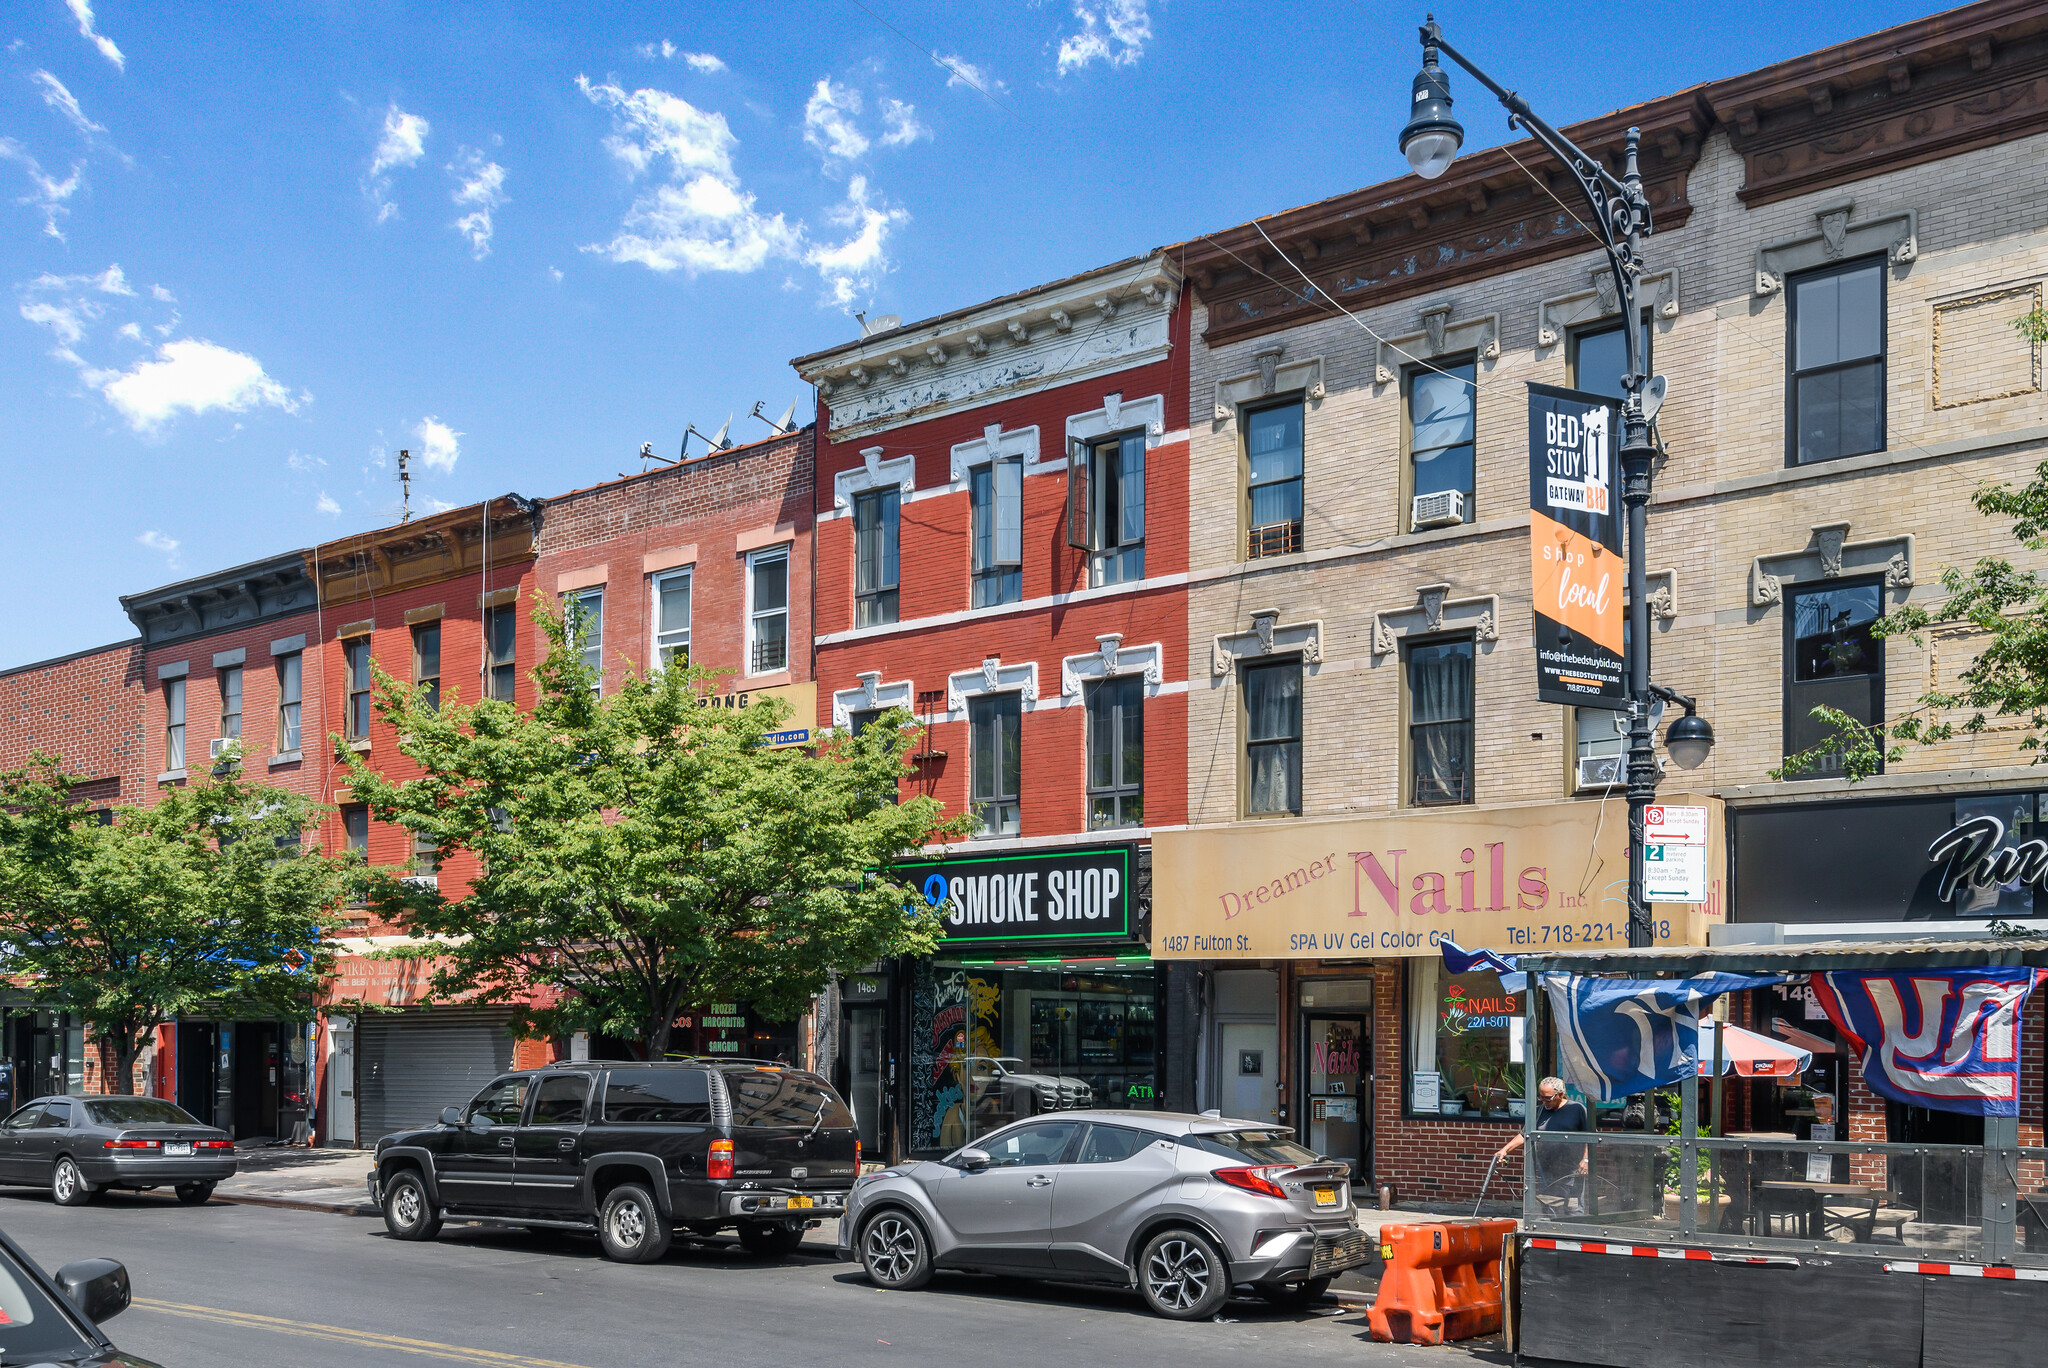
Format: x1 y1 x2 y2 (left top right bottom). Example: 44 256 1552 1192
1397 15 1712 947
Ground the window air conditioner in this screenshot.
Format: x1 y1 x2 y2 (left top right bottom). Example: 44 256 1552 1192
1576 754 1623 790
1411 489 1466 530
209 737 237 760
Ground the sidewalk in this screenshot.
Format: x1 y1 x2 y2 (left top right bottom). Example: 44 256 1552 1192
213 1145 377 1215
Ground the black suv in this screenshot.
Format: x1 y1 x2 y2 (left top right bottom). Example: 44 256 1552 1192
368 1059 859 1263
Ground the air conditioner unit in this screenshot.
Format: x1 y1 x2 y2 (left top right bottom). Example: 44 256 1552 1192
1411 489 1466 529
1577 754 1623 790
208 737 238 760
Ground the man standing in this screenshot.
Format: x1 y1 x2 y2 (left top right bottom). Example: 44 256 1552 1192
1495 1076 1589 1215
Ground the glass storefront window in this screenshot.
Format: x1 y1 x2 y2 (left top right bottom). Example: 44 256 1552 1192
909 959 1156 1154
1407 959 1523 1121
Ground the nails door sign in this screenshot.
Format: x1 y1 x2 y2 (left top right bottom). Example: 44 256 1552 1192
1528 383 1625 709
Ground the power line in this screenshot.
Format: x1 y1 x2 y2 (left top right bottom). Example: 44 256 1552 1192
841 0 1022 121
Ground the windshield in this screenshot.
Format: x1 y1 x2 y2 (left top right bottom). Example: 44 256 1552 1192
88 1098 201 1126
0 1246 96 1361
1186 1129 1320 1166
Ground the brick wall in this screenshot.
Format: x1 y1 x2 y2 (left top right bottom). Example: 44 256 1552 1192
0 639 146 799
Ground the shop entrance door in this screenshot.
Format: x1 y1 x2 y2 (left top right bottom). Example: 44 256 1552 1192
176 1022 216 1125
1301 1015 1369 1184
1219 1022 1277 1124
846 1005 886 1159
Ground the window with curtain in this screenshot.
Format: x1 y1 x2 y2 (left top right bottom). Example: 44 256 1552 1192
568 588 605 693
1407 361 1476 527
971 458 1023 607
969 692 1021 836
653 570 691 669
1784 579 1884 779
217 665 242 741
1406 638 1474 806
855 488 900 626
485 604 517 702
344 637 371 739
276 652 302 752
1243 659 1302 816
1083 433 1145 586
1085 674 1143 828
412 622 441 712
1789 259 1885 464
1244 402 1303 559
164 678 186 771
747 549 789 673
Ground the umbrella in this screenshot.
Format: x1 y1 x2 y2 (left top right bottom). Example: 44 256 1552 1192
1694 1022 1813 1078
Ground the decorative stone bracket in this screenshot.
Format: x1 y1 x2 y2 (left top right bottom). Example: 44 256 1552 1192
1642 569 1679 622
1211 610 1324 677
1373 304 1500 384
830 671 916 728
1212 346 1327 421
1755 202 1917 296
833 446 917 511
1750 522 1914 606
1060 634 1165 696
949 423 1044 484
1537 269 1680 348
1069 391 1167 445
947 657 1039 713
1371 583 1501 656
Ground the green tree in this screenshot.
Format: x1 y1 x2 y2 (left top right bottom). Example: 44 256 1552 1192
0 758 353 1094
340 608 967 1058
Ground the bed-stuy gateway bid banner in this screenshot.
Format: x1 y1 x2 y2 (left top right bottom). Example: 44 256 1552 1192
1529 383 1625 709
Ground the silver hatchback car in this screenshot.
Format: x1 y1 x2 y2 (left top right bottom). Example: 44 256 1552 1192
839 1109 1370 1319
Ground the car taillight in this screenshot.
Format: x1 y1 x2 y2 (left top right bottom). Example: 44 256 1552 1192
1213 1165 1291 1199
196 1139 234 1150
103 1139 161 1150
708 1139 735 1180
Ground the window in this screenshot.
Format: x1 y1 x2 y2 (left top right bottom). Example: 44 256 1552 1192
1085 675 1143 829
1407 958 1524 1121
1077 1124 1149 1164
652 570 691 669
1783 579 1884 779
1789 258 1885 465
746 549 789 673
848 708 881 736
568 588 604 693
601 1068 711 1124
466 1076 529 1127
1406 638 1474 807
980 1120 1079 1167
968 692 1021 837
343 805 369 858
1572 705 1626 792
1243 658 1301 816
344 637 371 739
854 488 900 627
1069 432 1145 586
1406 360 1475 530
164 678 186 771
970 457 1023 607
527 1074 590 1126
1569 316 1653 403
276 652 302 752
218 666 242 741
411 832 439 880
412 622 441 712
1244 401 1303 558
730 1070 855 1128
484 604 517 702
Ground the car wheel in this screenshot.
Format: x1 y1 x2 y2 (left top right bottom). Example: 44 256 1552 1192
737 1222 806 1258
859 1210 933 1290
598 1184 672 1264
1252 1276 1332 1306
52 1157 96 1208
1139 1228 1230 1320
174 1182 216 1206
380 1171 443 1242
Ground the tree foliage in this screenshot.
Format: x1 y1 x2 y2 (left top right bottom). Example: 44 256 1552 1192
340 607 969 1057
0 759 352 1094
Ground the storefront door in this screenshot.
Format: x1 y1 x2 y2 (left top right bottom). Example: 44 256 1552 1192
1301 1015 1369 1183
846 1005 887 1157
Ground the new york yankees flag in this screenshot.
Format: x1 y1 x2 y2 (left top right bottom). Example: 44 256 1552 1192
1811 967 2048 1117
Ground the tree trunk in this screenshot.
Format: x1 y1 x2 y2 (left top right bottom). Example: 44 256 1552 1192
95 1029 140 1096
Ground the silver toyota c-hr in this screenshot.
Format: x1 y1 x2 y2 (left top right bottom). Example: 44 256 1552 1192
839 1109 1370 1319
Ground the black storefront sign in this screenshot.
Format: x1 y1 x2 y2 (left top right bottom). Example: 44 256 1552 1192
897 843 1135 945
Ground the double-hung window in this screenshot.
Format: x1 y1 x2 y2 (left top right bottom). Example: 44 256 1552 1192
1572 706 1625 792
1783 579 1884 779
969 692 1021 837
411 833 439 882
1569 317 1653 403
747 549 789 673
484 604 516 702
1068 433 1145 586
1244 402 1303 558
1243 659 1302 816
412 622 441 712
854 489 900 627
1406 361 1475 531
653 570 691 669
343 804 369 858
1789 258 1885 464
1085 675 1144 828
276 652 302 752
344 637 371 740
568 588 604 694
218 665 242 742
164 679 187 771
1406 638 1474 806
970 457 1022 607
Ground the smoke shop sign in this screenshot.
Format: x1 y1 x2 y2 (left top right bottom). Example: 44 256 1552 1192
898 844 1134 945
1150 800 1722 959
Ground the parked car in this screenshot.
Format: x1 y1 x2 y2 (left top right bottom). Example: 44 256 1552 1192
0 1096 237 1207
841 1109 1369 1320
964 1057 1094 1116
370 1059 859 1263
0 1222 148 1366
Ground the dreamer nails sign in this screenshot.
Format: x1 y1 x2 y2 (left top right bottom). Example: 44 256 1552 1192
898 844 1135 945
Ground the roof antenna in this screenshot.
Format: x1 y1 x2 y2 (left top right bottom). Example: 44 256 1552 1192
683 417 733 458
397 448 413 523
751 399 798 435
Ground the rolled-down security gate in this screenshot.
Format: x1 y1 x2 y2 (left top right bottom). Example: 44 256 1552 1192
354 1008 514 1143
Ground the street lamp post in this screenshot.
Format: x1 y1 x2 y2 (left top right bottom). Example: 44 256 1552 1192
1398 15 1712 947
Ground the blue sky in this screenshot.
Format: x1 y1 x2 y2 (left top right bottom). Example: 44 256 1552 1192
1 0 1946 663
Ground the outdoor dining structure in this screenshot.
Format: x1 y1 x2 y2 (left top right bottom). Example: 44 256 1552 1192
1472 935 2048 1368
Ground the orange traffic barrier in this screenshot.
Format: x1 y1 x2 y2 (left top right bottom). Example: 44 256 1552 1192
1367 1219 1517 1346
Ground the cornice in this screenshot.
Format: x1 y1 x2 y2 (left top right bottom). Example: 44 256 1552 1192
311 494 540 612
119 551 317 648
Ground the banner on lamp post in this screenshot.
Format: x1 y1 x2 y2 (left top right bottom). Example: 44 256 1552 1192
1529 383 1625 709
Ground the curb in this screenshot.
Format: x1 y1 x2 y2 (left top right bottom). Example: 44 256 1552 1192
213 1191 374 1216
1334 1290 1373 1309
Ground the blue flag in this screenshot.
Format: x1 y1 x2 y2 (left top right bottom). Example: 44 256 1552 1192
1544 973 1796 1101
1439 939 1525 995
1811 968 2048 1117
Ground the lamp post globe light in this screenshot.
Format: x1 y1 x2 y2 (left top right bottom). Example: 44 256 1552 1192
1395 15 1713 946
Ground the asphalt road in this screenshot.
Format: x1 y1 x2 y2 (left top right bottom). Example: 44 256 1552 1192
0 1185 1507 1368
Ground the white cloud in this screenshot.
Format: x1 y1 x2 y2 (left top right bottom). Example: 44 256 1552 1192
449 148 508 258
94 339 302 433
1057 0 1152 73
684 52 726 72
150 284 175 303
634 39 677 60
316 492 341 517
934 54 1006 95
803 79 868 160
805 176 907 307
28 263 133 296
65 0 124 71
116 320 141 340
287 451 325 472
878 98 928 147
425 496 457 514
20 300 90 347
548 265 563 283
32 71 104 138
413 416 460 472
366 105 430 222
0 138 81 240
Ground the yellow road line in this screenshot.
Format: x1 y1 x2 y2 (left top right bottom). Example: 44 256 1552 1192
132 1299 596 1368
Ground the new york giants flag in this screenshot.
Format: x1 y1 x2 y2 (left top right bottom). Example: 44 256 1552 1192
1810 968 2048 1117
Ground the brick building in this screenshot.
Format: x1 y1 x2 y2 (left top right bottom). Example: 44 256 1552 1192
792 252 1193 1160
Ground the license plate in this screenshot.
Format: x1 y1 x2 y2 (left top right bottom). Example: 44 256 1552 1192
789 1196 813 1209
164 1142 193 1157
1312 1186 1338 1207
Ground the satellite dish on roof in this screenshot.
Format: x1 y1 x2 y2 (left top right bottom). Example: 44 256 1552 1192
860 314 902 338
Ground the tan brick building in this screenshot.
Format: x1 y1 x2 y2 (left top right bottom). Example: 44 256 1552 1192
1153 0 2048 1201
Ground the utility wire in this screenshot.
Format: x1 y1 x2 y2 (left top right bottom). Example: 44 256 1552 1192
841 0 1022 121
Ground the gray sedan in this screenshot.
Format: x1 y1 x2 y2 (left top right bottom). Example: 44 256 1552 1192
839 1109 1369 1319
0 1096 237 1207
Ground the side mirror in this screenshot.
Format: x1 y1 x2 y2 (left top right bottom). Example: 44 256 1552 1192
440 1106 464 1126
956 1147 991 1171
55 1258 129 1324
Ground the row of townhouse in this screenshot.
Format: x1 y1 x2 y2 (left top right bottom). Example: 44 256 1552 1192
2 0 2045 1187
